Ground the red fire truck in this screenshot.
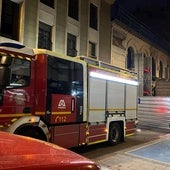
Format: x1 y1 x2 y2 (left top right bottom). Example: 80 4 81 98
0 43 138 148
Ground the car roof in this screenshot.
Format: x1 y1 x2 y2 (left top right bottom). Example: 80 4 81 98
0 131 100 170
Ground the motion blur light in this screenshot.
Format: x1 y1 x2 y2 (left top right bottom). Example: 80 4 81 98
90 72 138 86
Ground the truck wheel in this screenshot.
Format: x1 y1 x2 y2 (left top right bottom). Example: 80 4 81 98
108 123 122 145
15 126 47 141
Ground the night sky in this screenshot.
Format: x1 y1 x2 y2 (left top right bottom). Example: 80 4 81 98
115 0 170 43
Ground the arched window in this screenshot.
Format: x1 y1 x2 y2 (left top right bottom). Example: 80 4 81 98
152 57 156 81
159 61 163 78
127 47 134 70
166 64 169 79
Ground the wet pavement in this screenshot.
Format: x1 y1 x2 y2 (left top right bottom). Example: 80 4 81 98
128 137 170 165
80 128 170 170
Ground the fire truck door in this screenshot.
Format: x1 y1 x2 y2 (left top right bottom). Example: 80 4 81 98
47 94 77 124
46 56 84 124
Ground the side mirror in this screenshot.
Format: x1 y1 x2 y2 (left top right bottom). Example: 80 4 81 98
0 67 11 88
0 55 13 88
0 55 13 66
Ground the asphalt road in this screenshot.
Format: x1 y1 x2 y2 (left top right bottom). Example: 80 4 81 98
71 126 169 169
71 127 166 158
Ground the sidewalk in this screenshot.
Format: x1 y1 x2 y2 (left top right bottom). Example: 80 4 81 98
94 129 170 170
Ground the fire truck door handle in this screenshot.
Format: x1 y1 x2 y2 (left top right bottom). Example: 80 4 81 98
71 98 75 112
80 106 83 115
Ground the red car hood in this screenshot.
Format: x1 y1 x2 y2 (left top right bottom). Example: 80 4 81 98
0 131 100 170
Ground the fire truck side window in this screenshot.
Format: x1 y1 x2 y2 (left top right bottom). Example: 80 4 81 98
7 58 30 88
47 56 83 96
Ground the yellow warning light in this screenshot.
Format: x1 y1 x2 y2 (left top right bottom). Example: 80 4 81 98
29 118 36 123
104 128 108 133
86 131 89 136
11 118 17 122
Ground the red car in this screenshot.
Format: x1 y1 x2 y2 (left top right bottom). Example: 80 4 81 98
0 131 101 170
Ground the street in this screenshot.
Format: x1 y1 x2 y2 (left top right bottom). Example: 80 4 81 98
71 127 170 170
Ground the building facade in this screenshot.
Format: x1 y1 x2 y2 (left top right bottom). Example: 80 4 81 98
0 0 113 63
0 0 170 96
111 5 170 96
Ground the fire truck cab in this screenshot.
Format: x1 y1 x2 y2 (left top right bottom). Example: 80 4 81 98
0 43 138 148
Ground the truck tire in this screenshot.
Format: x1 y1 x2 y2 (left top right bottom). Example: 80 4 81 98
108 123 122 145
15 125 47 141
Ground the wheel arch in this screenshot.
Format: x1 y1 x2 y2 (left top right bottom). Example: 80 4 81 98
110 121 124 140
6 116 50 141
106 117 125 142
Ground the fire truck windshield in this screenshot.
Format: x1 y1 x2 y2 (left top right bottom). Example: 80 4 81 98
7 58 30 88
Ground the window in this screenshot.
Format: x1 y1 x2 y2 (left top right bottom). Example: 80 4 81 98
127 47 135 70
90 3 98 30
165 65 169 79
47 56 83 95
67 33 77 57
68 0 79 20
159 61 163 78
152 57 156 81
38 22 52 50
88 42 96 58
40 0 54 8
0 0 20 40
8 58 30 88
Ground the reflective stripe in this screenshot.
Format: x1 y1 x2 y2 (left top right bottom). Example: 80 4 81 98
0 114 31 118
35 112 71 115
